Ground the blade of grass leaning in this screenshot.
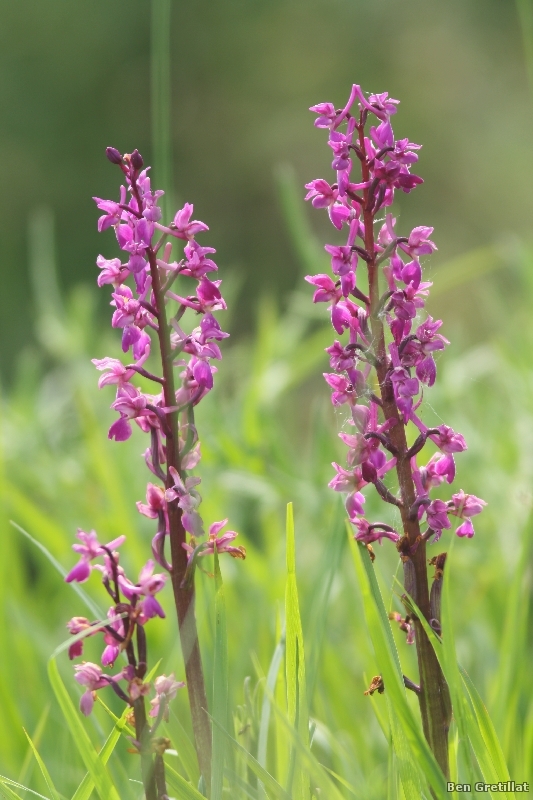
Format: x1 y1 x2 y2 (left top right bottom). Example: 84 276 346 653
22 731 60 800
211 549 229 800
71 705 132 800
275 163 327 277
306 510 346 705
284 503 309 800
210 718 292 800
256 627 285 797
387 737 398 800
261 689 346 800
320 765 358 797
166 710 201 786
386 698 423 800
47 659 120 800
274 607 289 788
0 776 35 800
399 580 513 798
18 703 50 786
160 763 210 800
489 508 533 754
10 521 102 618
460 668 512 785
438 542 492 794
223 767 259 800
350 535 447 798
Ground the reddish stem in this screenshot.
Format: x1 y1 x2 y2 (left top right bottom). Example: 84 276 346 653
357 120 451 778
144 233 212 788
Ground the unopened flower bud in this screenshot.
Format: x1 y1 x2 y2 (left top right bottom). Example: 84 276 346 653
131 149 144 170
106 147 123 164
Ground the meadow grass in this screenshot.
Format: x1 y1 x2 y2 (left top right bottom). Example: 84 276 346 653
0 178 531 797
0 4 531 796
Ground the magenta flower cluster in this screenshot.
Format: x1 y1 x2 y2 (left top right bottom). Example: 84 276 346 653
92 148 244 570
305 86 486 547
65 528 181 717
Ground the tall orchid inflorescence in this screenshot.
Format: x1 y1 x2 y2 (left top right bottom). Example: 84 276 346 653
305 85 485 776
64 148 244 797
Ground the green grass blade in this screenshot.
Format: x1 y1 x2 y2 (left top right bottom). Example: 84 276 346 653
211 549 229 800
50 613 128 662
47 659 120 800
386 700 423 800
350 536 447 798
489 509 533 754
400 580 513 798
71 705 132 800
461 668 511 784
0 774 54 800
210 719 292 800
275 164 326 276
284 503 309 799
161 762 209 800
10 521 102 618
262 694 346 800
166 711 200 786
22 730 60 800
18 703 50 787
306 511 346 705
257 628 285 768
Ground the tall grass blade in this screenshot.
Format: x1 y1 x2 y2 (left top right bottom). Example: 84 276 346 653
211 719 292 800
47 659 120 800
211 550 229 800
18 704 50 787
71 705 132 800
275 164 326 276
350 535 447 798
257 627 285 797
400 579 513 798
0 776 37 800
22 730 60 800
10 520 102 618
161 763 209 800
284 503 309 799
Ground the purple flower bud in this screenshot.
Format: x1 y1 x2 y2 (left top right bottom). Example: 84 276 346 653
106 147 123 164
130 149 144 170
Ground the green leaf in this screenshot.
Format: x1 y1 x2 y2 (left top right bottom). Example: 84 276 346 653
284 503 309 799
22 730 60 800
0 774 49 800
47 659 120 800
350 536 447 799
257 627 285 790
10 521 102 618
401 583 513 798
162 762 209 800
211 719 292 800
71 705 132 800
211 549 229 800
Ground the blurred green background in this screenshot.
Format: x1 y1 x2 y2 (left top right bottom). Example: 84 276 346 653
2 0 533 377
1 0 533 796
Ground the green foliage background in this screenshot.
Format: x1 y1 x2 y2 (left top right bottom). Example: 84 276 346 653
1 0 532 797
